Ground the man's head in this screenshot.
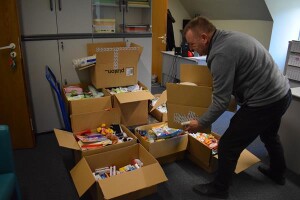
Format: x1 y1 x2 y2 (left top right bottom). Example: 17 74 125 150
183 16 216 56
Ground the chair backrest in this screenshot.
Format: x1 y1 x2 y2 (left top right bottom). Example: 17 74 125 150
0 125 15 173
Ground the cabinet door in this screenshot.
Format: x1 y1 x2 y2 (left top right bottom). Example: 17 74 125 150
18 0 58 35
23 40 63 133
92 0 122 33
124 0 152 33
91 0 151 34
56 0 93 33
59 39 92 85
125 38 152 90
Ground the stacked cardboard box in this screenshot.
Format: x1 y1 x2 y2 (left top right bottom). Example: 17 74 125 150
150 64 259 172
63 83 112 115
55 42 168 199
87 42 143 89
84 42 154 126
107 81 154 126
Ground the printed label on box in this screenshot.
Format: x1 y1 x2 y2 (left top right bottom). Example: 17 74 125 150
173 111 200 124
105 68 124 74
126 67 134 76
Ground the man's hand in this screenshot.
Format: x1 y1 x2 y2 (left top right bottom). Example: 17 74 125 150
184 119 204 133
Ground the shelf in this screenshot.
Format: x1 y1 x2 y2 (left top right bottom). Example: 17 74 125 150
93 2 118 7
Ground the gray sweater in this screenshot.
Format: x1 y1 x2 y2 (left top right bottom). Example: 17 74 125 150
198 30 290 128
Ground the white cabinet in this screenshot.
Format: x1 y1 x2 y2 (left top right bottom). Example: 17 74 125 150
284 41 300 82
22 39 91 133
59 39 91 85
19 0 92 35
92 0 151 34
22 40 62 133
19 0 93 133
18 0 153 133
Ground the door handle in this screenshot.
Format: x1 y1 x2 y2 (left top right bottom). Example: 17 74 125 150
158 34 167 44
0 43 17 70
49 0 54 11
0 43 15 51
58 0 62 11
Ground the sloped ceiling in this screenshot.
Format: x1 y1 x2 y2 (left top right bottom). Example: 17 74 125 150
179 0 273 21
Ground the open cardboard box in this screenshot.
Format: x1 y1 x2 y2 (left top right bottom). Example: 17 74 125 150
149 93 168 122
86 42 143 89
151 64 237 129
63 83 112 115
187 132 260 173
70 143 168 200
134 122 188 164
54 109 137 159
107 81 154 126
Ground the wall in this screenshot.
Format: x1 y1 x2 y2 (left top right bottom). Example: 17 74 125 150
168 1 273 50
211 20 273 50
168 0 191 47
265 0 300 71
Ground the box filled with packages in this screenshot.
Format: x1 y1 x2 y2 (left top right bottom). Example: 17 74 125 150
87 42 143 89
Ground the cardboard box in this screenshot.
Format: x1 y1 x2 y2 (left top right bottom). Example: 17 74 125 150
63 83 112 115
87 42 143 89
108 82 154 126
134 122 188 164
166 83 212 129
151 64 237 129
187 133 260 173
54 109 137 159
180 64 237 113
70 109 120 133
149 93 168 122
70 144 168 200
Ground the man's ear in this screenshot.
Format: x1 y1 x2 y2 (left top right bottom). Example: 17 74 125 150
200 33 208 43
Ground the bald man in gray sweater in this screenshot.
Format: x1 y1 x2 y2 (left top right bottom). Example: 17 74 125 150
183 16 291 199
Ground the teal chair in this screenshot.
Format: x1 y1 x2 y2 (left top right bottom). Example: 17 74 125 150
0 125 22 200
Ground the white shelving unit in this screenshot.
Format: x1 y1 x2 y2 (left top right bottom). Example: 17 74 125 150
284 40 300 82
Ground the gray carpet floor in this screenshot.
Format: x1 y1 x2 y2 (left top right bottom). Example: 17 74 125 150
12 85 300 200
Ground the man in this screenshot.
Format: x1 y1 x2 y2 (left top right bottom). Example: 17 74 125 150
183 16 291 199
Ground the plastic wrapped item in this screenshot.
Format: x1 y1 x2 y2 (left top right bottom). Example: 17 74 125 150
152 124 183 139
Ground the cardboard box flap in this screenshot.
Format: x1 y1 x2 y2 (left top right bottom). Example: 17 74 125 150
180 64 213 87
87 42 126 55
54 129 80 150
213 149 260 174
235 149 260 174
98 163 167 199
115 90 154 104
150 90 167 112
87 42 143 62
95 48 141 65
70 158 95 197
166 83 212 107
